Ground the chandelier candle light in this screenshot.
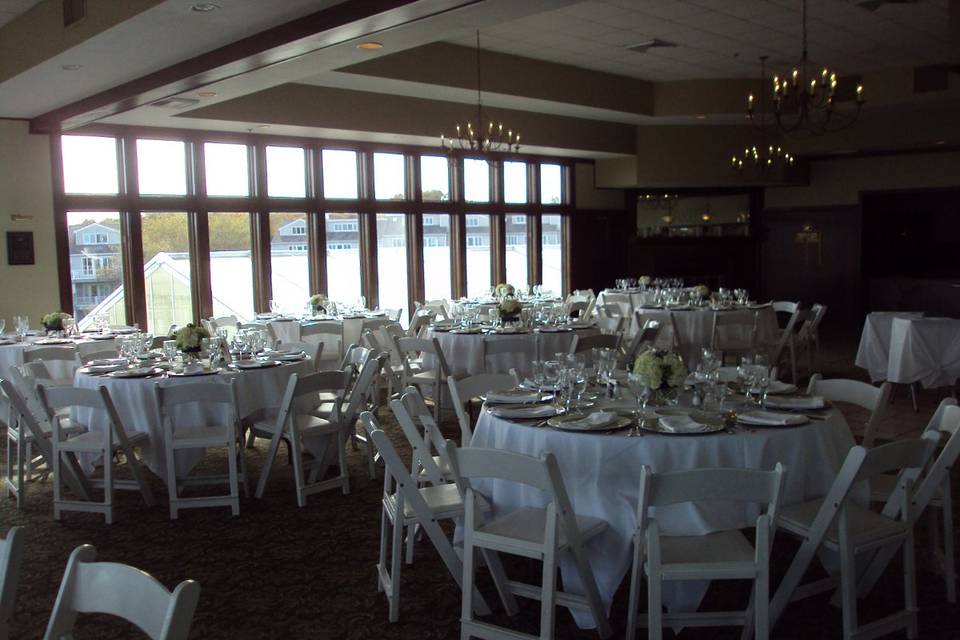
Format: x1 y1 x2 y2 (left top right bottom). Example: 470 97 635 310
748 0 864 138
734 56 794 173
440 31 520 154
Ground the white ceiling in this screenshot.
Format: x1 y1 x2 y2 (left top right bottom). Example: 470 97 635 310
0 0 348 117
444 0 953 81
0 0 41 29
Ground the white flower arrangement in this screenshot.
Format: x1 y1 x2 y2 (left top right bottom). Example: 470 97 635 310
308 293 327 309
174 323 209 353
494 283 515 299
632 348 687 390
497 297 522 317
42 311 72 331
638 275 652 286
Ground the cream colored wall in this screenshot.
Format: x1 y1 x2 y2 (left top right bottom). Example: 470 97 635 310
765 151 960 208
0 119 60 326
574 162 624 210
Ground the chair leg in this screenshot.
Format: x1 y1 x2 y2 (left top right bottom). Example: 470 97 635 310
165 442 179 520
755 564 770 640
904 528 919 639
377 505 389 594
910 383 919 413
625 536 643 640
103 449 114 525
404 522 416 565
839 542 859 640
254 430 284 499
648 568 663 640
289 433 306 508
52 443 62 520
125 444 155 507
942 487 957 603
539 550 558 640
388 513 403 623
227 437 240 516
338 432 351 495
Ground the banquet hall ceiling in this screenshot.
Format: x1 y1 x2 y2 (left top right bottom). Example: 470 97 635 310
1 0 958 159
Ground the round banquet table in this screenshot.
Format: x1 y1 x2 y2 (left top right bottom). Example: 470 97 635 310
268 316 398 352
633 306 779 369
72 358 315 480
468 398 855 628
423 326 601 378
854 311 925 383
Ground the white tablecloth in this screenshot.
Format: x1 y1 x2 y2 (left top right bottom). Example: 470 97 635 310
1 335 84 425
423 327 600 378
72 359 314 480
269 317 398 356
887 316 960 389
469 401 854 628
854 311 925 383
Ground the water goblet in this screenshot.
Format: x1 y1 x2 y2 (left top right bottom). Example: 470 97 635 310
543 361 562 412
626 372 650 437
163 339 178 363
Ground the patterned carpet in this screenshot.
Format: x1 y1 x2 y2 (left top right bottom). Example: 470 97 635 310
2 337 959 639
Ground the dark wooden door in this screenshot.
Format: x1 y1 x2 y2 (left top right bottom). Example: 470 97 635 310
760 206 863 331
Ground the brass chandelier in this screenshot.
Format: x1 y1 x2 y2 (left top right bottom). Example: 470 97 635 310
733 56 794 173
747 0 865 138
440 31 520 154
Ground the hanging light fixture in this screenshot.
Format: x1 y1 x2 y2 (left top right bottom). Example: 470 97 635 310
440 31 520 154
747 0 865 138
734 56 795 173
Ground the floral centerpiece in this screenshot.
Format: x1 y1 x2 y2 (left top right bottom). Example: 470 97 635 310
308 293 327 314
494 283 515 300
693 284 710 299
638 275 652 287
174 323 209 355
42 311 72 333
632 348 688 404
497 296 522 322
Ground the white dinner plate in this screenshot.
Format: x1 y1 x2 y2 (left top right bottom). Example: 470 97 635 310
34 338 73 345
737 410 808 427
547 412 629 432
487 403 560 419
108 367 163 378
765 380 798 395
641 410 725 435
232 360 282 370
483 388 544 404
88 333 117 340
168 367 222 377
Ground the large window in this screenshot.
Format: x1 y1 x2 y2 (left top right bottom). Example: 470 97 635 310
270 212 309 313
423 213 451 301
204 143 249 197
465 213 491 297
376 214 408 319
322 149 359 199
62 136 119 195
137 139 187 196
55 132 572 327
141 212 193 332
266 146 306 197
208 212 254 321
505 214 529 291
542 214 564 295
326 212 362 304
68 211 124 327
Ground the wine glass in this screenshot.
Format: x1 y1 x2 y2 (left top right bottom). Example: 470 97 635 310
626 372 650 437
163 339 178 363
543 361 562 412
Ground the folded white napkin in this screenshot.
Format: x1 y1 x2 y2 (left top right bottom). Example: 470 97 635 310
522 378 560 391
764 395 826 410
738 410 807 426
766 380 799 395
657 414 709 433
560 411 616 431
489 404 555 419
89 358 127 367
486 389 540 404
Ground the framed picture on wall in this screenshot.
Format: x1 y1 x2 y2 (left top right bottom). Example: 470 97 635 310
6 231 35 265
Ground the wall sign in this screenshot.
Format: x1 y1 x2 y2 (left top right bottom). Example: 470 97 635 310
6 231 35 265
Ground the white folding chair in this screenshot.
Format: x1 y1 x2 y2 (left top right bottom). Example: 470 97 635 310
625 464 786 640
300 320 344 366
154 379 248 519
393 336 451 420
0 526 26 640
710 310 759 363
77 347 120 365
361 412 496 623
446 443 613 640
44 544 200 640
807 374 892 448
76 340 120 361
390 386 453 492
239 321 277 347
569 333 621 366
482 335 536 374
22 347 77 386
0 378 91 509
38 385 154 524
602 291 633 318
769 433 940 640
408 311 432 338
275 340 323 371
868 400 960 602
622 319 663 366
795 303 827 374
252 369 352 504
769 301 802 384
448 373 517 445
211 315 239 335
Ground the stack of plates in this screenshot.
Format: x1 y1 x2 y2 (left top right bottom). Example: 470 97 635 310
108 367 162 378
488 404 558 419
484 388 544 404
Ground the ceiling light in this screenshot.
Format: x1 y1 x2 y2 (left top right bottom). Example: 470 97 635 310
695 115 707 120
935 140 946 145
748 0 864 138
356 41 383 50
60 64 82 71
626 38 677 54
190 3 220 12
197 91 217 97
441 31 519 156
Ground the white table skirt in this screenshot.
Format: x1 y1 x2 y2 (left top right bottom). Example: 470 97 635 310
423 327 600 378
269 317 398 357
1 335 83 425
854 311 925 383
887 316 960 389
72 359 314 480
469 403 854 628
